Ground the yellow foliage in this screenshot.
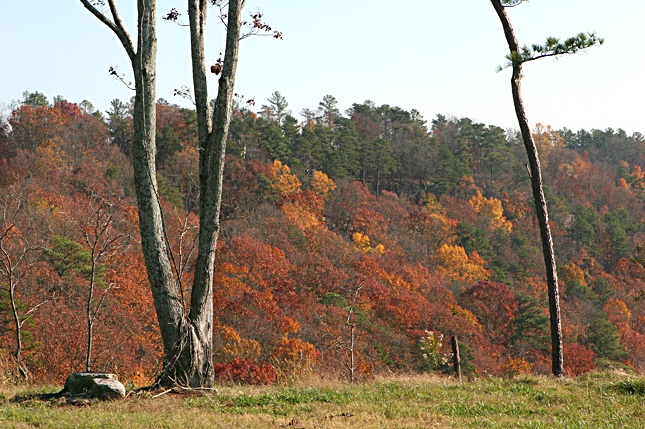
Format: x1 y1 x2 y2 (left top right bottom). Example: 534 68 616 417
310 170 336 196
603 298 631 326
282 200 321 230
352 232 371 250
214 325 262 362
469 190 512 232
532 123 565 161
352 232 385 254
632 165 645 179
422 194 447 216
270 160 301 196
560 262 587 287
449 304 483 331
435 244 490 282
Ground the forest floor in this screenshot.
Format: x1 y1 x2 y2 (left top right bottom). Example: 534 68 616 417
1 372 644 428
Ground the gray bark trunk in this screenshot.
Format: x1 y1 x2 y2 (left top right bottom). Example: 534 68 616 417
81 0 186 383
153 0 244 387
490 0 563 376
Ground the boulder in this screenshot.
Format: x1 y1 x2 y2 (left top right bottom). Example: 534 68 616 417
63 372 126 400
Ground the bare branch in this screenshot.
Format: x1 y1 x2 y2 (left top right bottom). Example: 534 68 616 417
163 8 189 27
79 0 136 61
109 66 136 90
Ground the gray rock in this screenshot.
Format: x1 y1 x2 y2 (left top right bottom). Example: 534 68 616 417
63 372 126 400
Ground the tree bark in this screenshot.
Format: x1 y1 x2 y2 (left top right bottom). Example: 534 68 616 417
170 0 244 387
81 0 246 387
81 0 186 383
490 0 563 376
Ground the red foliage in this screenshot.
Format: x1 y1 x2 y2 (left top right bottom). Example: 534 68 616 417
459 281 518 347
213 358 277 385
563 343 596 376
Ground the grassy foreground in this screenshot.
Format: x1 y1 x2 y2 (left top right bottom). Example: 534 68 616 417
1 372 644 429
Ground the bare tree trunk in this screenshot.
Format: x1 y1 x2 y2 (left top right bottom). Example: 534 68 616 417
153 0 244 387
80 0 185 382
9 279 28 380
490 0 563 376
85 261 95 372
451 335 461 383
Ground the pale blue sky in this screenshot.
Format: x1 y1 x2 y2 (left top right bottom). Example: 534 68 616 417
2 1 643 134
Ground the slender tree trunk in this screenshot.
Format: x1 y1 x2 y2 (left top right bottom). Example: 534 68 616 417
85 260 95 372
490 0 563 376
9 279 28 380
451 335 461 383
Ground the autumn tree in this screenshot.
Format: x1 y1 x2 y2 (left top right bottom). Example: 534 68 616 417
79 0 256 386
489 0 603 376
0 183 38 379
76 196 130 372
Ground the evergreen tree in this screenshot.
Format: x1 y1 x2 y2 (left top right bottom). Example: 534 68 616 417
583 318 628 362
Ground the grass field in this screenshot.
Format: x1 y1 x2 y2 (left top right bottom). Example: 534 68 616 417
1 372 644 428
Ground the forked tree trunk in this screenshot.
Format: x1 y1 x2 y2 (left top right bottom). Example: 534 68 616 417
159 0 245 387
490 0 563 376
81 0 244 387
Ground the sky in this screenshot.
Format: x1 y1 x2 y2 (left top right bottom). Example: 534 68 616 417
1 1 644 135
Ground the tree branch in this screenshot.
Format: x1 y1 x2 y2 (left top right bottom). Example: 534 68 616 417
79 0 136 61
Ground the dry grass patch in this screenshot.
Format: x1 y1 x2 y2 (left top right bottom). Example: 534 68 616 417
1 372 644 428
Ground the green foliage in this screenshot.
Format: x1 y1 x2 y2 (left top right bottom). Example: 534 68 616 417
46 236 93 279
610 378 645 396
156 173 184 208
583 318 628 362
512 294 550 355
21 91 49 107
319 292 349 309
501 33 604 70
565 280 597 303
571 204 601 256
591 278 615 305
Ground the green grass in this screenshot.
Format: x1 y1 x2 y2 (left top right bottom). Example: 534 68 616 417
1 372 644 428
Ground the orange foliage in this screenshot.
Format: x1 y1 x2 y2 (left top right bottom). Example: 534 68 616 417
271 337 319 368
603 299 631 327
434 244 490 282
500 358 532 377
469 190 512 232
560 262 587 287
631 165 645 179
213 325 262 362
309 170 336 197
269 159 301 196
501 191 529 220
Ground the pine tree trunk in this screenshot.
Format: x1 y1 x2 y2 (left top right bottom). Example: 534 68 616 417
490 0 563 376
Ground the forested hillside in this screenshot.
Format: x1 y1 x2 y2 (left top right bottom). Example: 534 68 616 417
1 91 644 384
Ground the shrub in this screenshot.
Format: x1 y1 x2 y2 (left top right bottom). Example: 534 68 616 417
213 358 277 385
